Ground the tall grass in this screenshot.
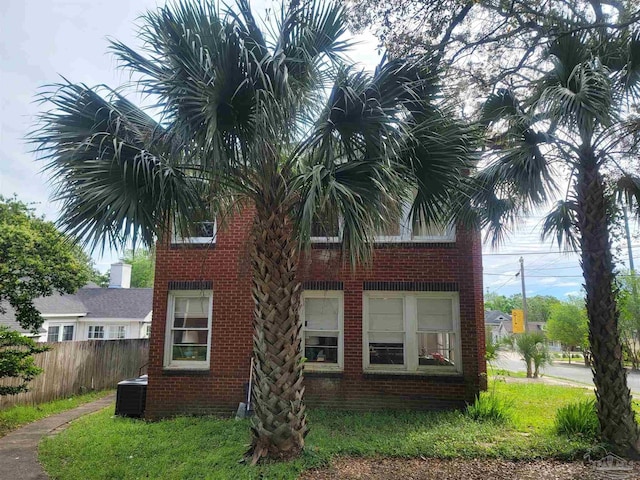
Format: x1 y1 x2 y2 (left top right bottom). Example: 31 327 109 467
466 393 513 424
555 399 598 438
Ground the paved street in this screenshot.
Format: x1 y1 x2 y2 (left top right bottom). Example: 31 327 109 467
495 351 640 396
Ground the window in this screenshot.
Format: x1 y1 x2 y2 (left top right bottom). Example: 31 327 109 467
173 213 217 244
363 292 461 373
374 204 455 243
145 324 151 338
62 325 74 341
107 325 126 339
47 324 74 342
416 298 457 368
366 297 405 366
310 204 455 244
164 291 213 369
88 325 105 339
47 326 60 343
301 291 343 370
310 213 341 243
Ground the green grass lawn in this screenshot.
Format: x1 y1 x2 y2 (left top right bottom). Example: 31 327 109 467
39 381 627 480
0 390 112 437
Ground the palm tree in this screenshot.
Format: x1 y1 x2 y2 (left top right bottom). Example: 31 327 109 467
474 27 640 454
31 0 474 462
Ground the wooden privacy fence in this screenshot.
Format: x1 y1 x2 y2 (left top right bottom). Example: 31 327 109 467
0 339 149 408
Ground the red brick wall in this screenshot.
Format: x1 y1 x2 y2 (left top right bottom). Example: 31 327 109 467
145 209 485 419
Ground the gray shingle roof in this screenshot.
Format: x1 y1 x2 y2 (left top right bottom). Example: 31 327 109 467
75 288 153 319
0 307 45 334
0 287 152 333
34 293 88 315
485 310 511 324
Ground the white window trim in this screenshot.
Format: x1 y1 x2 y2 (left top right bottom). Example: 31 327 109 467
362 291 462 375
107 324 127 340
374 203 456 243
47 323 75 342
87 325 105 339
310 206 455 244
310 216 342 244
172 220 217 244
301 290 344 372
164 290 213 370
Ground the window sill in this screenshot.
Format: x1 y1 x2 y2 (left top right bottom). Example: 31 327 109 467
304 370 343 378
363 370 464 382
170 242 216 250
162 368 210 376
311 242 457 250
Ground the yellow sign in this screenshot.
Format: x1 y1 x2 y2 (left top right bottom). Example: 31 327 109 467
512 309 525 333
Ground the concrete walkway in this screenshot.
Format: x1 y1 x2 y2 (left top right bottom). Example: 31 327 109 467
0 393 115 480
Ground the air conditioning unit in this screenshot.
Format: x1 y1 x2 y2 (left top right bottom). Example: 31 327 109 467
115 375 148 417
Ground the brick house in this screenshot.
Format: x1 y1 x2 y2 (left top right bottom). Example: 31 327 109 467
145 208 485 418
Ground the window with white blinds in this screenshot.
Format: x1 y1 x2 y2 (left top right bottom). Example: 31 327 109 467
367 297 405 366
301 291 343 370
363 292 461 373
164 291 213 369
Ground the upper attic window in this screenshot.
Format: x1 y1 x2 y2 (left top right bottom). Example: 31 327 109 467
172 216 217 245
309 200 455 244
310 212 340 243
374 204 455 243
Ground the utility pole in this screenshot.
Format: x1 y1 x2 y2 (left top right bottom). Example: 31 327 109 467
623 207 639 356
623 206 635 273
519 256 528 331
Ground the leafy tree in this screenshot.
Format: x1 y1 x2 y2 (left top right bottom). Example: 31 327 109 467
90 270 110 288
618 272 640 370
472 30 640 454
350 1 640 96
30 1 474 462
485 292 559 323
484 291 521 313
0 195 91 332
122 248 155 288
528 296 561 324
0 326 49 396
355 0 640 454
546 299 589 364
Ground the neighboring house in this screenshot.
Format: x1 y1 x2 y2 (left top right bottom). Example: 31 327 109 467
0 263 153 342
145 208 485 419
485 310 512 343
484 310 560 350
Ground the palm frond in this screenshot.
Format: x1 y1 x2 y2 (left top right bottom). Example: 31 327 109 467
616 174 640 219
541 200 580 252
466 176 522 247
30 83 207 252
538 59 613 135
480 89 522 127
621 31 640 101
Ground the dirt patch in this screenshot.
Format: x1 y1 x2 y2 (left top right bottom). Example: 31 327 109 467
300 457 640 480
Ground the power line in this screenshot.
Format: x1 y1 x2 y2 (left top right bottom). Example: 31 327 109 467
485 273 582 278
482 251 578 256
489 274 519 291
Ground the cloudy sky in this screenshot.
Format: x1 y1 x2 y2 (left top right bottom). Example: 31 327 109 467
1 0 637 299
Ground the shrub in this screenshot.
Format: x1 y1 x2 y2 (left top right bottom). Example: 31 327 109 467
466 393 512 424
0 326 50 396
485 334 501 364
555 399 598 438
515 332 549 378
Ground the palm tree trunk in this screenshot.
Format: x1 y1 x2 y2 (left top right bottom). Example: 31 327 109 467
248 200 307 463
576 158 640 455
